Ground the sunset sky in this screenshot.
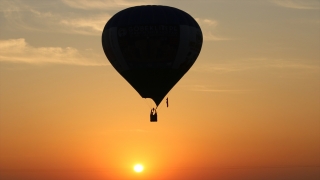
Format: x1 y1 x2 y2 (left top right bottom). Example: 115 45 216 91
0 0 319 180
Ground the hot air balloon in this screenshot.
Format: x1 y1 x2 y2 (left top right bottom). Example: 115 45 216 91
102 5 202 114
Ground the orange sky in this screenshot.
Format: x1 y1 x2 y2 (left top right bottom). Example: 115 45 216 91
0 0 319 180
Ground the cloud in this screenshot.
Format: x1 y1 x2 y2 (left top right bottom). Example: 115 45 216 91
61 0 156 10
195 18 230 41
1 1 228 39
104 129 150 133
180 84 253 93
272 0 320 9
0 38 108 66
59 13 111 35
1 1 110 35
192 58 320 73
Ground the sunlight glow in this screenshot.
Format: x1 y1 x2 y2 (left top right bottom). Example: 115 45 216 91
133 164 144 173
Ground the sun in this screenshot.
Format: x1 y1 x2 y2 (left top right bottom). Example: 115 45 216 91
133 164 144 173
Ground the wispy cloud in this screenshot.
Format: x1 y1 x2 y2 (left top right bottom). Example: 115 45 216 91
104 129 150 133
0 39 108 66
182 85 253 93
29 9 109 35
192 58 320 73
195 18 230 41
272 0 320 9
59 13 111 35
2 1 228 39
61 0 156 10
1 1 110 35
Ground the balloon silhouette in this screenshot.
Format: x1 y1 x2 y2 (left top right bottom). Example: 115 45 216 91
102 5 203 106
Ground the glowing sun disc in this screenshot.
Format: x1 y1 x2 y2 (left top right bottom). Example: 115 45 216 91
133 164 144 173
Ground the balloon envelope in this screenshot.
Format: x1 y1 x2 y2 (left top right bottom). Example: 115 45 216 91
102 5 202 106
